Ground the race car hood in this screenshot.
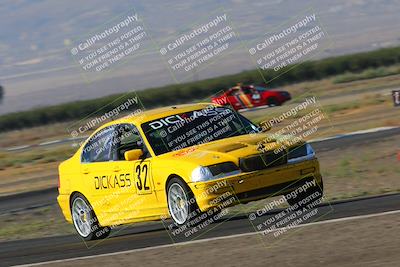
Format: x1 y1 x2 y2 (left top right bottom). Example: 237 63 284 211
157 133 302 167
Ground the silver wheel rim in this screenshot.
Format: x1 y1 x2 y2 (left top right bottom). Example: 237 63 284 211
168 183 189 225
72 197 92 237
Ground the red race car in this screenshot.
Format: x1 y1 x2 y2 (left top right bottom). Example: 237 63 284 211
211 84 291 110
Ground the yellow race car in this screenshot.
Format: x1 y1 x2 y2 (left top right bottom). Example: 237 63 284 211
58 103 323 240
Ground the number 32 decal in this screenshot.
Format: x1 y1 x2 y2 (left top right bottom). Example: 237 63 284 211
135 162 151 194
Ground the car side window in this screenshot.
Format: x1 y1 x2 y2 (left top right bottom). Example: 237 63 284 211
81 126 115 163
112 124 150 161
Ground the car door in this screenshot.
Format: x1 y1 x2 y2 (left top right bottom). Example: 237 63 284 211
243 86 262 107
111 123 161 220
81 125 137 225
229 87 255 109
227 88 244 109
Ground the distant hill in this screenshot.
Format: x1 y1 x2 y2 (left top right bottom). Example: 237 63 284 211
0 0 400 114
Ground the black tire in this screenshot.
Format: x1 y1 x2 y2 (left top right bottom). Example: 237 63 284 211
70 193 110 241
166 177 200 226
285 179 323 209
267 97 280 106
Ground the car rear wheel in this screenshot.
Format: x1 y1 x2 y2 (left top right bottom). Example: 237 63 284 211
71 193 110 241
167 178 198 225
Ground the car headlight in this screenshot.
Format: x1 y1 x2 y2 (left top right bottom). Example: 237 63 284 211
191 162 241 182
306 143 315 157
287 143 315 164
191 166 214 182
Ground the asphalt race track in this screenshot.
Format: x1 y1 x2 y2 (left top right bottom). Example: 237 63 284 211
0 127 399 266
1 194 400 266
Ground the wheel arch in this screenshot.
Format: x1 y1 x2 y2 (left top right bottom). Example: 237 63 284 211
69 191 103 225
165 174 187 192
69 191 94 215
69 191 83 206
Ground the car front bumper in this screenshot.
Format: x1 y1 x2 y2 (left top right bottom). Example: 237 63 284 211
189 158 322 211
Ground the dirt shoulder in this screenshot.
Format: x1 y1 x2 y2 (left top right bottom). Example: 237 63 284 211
46 212 400 267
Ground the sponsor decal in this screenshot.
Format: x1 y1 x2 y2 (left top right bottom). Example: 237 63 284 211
173 146 198 157
148 107 231 130
94 173 131 190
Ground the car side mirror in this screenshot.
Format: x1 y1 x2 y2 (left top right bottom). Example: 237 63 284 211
124 149 143 161
258 120 272 132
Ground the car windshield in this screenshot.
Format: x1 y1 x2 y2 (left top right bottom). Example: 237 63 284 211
141 106 259 155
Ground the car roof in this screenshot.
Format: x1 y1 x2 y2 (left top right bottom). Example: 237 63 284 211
101 102 215 128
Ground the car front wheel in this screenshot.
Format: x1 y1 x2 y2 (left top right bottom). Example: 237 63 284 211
167 178 198 225
267 97 280 106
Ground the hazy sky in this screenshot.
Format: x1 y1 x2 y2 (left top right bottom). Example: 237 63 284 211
0 0 399 114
